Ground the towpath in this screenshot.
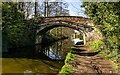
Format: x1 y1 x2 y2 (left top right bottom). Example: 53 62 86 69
70 45 118 74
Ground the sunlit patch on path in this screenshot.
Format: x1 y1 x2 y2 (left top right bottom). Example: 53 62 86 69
70 45 118 74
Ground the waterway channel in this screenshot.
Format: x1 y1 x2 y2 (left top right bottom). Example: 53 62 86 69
2 38 73 74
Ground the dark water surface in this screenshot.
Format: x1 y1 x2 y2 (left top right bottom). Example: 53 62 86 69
2 38 72 73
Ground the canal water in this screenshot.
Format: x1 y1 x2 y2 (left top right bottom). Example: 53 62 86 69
2 38 72 73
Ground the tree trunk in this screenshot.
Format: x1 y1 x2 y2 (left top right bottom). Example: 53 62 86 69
35 2 37 17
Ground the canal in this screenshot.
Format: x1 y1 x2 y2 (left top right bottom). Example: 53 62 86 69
2 37 73 73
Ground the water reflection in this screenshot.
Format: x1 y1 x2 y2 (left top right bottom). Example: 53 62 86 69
2 38 72 73
43 38 72 60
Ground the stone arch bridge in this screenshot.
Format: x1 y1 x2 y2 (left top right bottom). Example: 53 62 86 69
35 16 102 44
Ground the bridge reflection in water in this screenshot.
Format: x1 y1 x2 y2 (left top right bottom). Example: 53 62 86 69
2 38 72 73
36 38 72 60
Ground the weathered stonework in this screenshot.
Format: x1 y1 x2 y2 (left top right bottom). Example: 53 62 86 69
36 16 103 44
86 27 103 43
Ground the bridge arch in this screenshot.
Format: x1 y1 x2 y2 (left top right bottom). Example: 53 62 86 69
37 24 87 44
35 16 102 45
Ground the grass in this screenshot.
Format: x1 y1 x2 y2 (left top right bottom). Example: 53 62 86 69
59 47 77 74
59 64 72 74
86 39 120 73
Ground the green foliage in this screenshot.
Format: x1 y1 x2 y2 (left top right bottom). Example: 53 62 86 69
2 2 23 48
59 49 77 74
65 52 76 63
82 2 120 72
2 2 37 48
50 27 74 39
87 40 105 51
59 64 72 74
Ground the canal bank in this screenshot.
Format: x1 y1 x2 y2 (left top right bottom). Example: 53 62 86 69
59 46 77 74
59 45 118 74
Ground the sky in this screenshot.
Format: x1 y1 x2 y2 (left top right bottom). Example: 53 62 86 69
68 2 87 17
28 0 88 18
49 0 88 17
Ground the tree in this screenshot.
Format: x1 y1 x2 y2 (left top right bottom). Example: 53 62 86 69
82 2 120 72
2 2 23 48
2 2 37 48
37 0 69 16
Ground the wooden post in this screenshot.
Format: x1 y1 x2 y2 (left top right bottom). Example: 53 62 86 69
83 33 86 45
